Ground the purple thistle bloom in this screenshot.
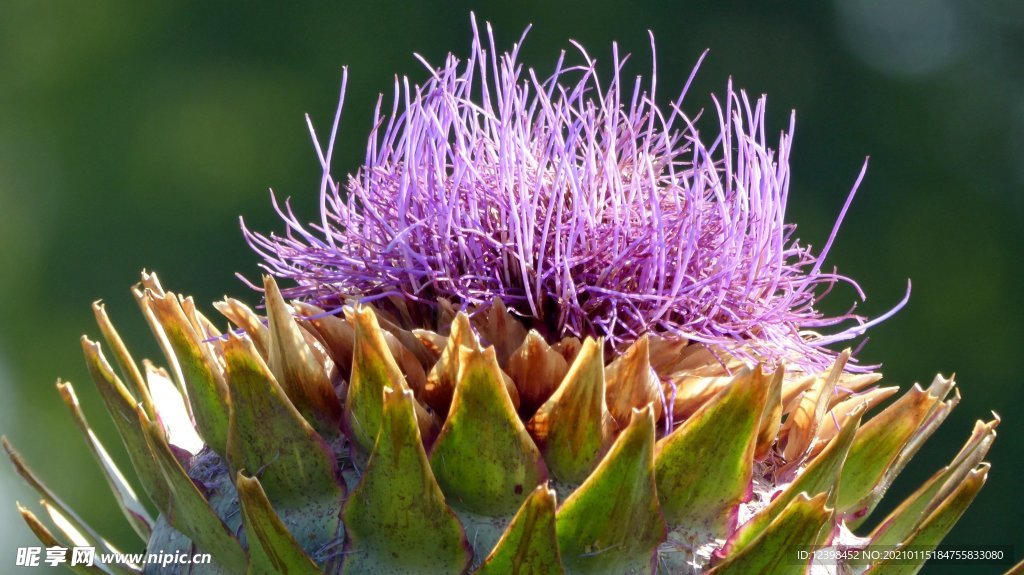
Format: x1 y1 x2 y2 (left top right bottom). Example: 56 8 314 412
243 18 909 372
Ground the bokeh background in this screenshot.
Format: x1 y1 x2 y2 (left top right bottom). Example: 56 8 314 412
1 2 1021 573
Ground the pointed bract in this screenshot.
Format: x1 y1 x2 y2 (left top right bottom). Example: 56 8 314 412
142 288 231 456
264 275 343 437
707 493 832 575
236 473 323 575
507 330 569 418
81 337 169 510
223 334 345 556
140 409 247 574
425 312 479 414
474 485 563 575
93 301 156 420
867 464 988 575
754 367 784 460
726 403 864 555
475 299 529 367
662 370 735 422
215 297 271 359
4 437 130 567
430 346 546 516
39 500 139 575
346 305 434 453
869 416 998 548
526 338 614 484
555 406 666 575
17 503 108 575
343 387 471 575
655 367 771 538
382 329 429 397
604 335 663 427
782 351 849 462
811 386 898 454
838 375 956 519
293 300 355 378
56 382 154 540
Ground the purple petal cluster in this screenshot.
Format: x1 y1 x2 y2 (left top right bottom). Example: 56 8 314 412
244 19 908 372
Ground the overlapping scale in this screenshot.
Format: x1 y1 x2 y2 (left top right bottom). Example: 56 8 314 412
4 274 1002 575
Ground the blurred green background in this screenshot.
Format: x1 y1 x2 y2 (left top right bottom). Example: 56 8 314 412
1 1 1021 573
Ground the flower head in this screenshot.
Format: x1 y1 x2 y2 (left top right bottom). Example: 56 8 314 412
244 18 907 372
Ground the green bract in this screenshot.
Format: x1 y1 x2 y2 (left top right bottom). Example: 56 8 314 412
4 273 998 574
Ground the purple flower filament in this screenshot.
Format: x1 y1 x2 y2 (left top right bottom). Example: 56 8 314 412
243 17 909 373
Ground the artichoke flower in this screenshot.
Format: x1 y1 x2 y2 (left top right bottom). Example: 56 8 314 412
5 19 1005 575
